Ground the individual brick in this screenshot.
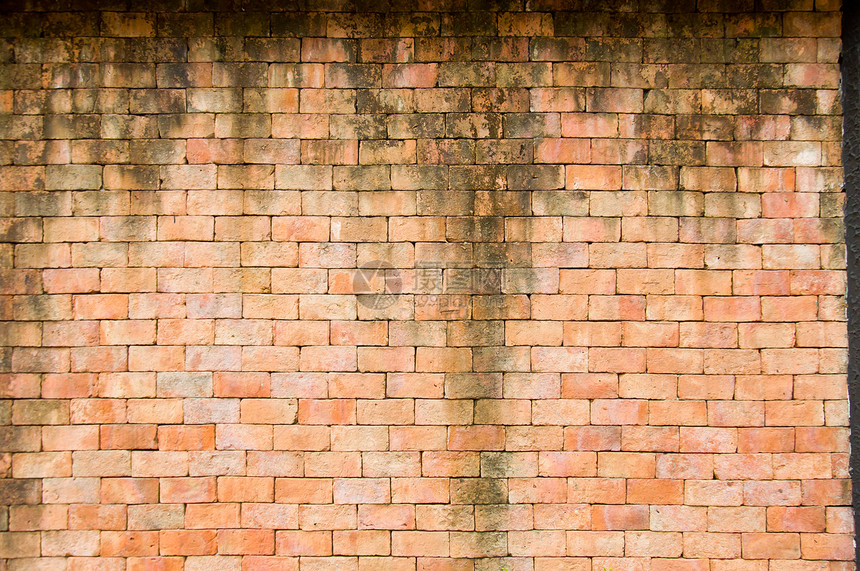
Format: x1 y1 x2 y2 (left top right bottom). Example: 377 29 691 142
437 62 495 87
214 114 271 139
331 114 386 140
156 63 212 88
382 63 438 88
275 165 332 190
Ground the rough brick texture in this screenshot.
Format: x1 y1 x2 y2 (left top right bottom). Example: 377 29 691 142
0 1 852 569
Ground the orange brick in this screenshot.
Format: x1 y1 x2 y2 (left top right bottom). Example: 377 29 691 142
623 425 680 452
655 454 713 480
598 452 655 478
299 504 357 531
647 348 703 374
100 478 159 504
213 372 270 398
738 428 795 453
767 506 826 533
217 529 275 555
447 425 504 451
708 401 764 427
561 373 618 399
743 532 800 559
745 480 802 507
159 530 216 556
334 478 390 504
627 478 684 505
101 531 159 557
565 531 624 557
160 477 216 504
300 346 356 372
392 531 449 557
275 478 332 504
358 347 415 372
592 504 649 531
714 454 774 481
41 373 97 399
218 476 274 503
186 503 240 530
591 400 648 425
127 557 184 571
800 533 854 560
100 424 158 450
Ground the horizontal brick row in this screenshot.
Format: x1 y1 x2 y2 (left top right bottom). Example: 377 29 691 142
0 63 843 90
0 145 843 170
1 219 845 246
0 529 855 559
2 346 849 373
0 8 843 39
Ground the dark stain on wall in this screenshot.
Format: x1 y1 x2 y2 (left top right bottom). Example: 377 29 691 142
841 3 860 563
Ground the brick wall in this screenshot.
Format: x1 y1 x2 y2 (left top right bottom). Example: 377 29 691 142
0 1 852 569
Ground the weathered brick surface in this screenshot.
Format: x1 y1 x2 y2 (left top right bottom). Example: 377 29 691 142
0 2 851 568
